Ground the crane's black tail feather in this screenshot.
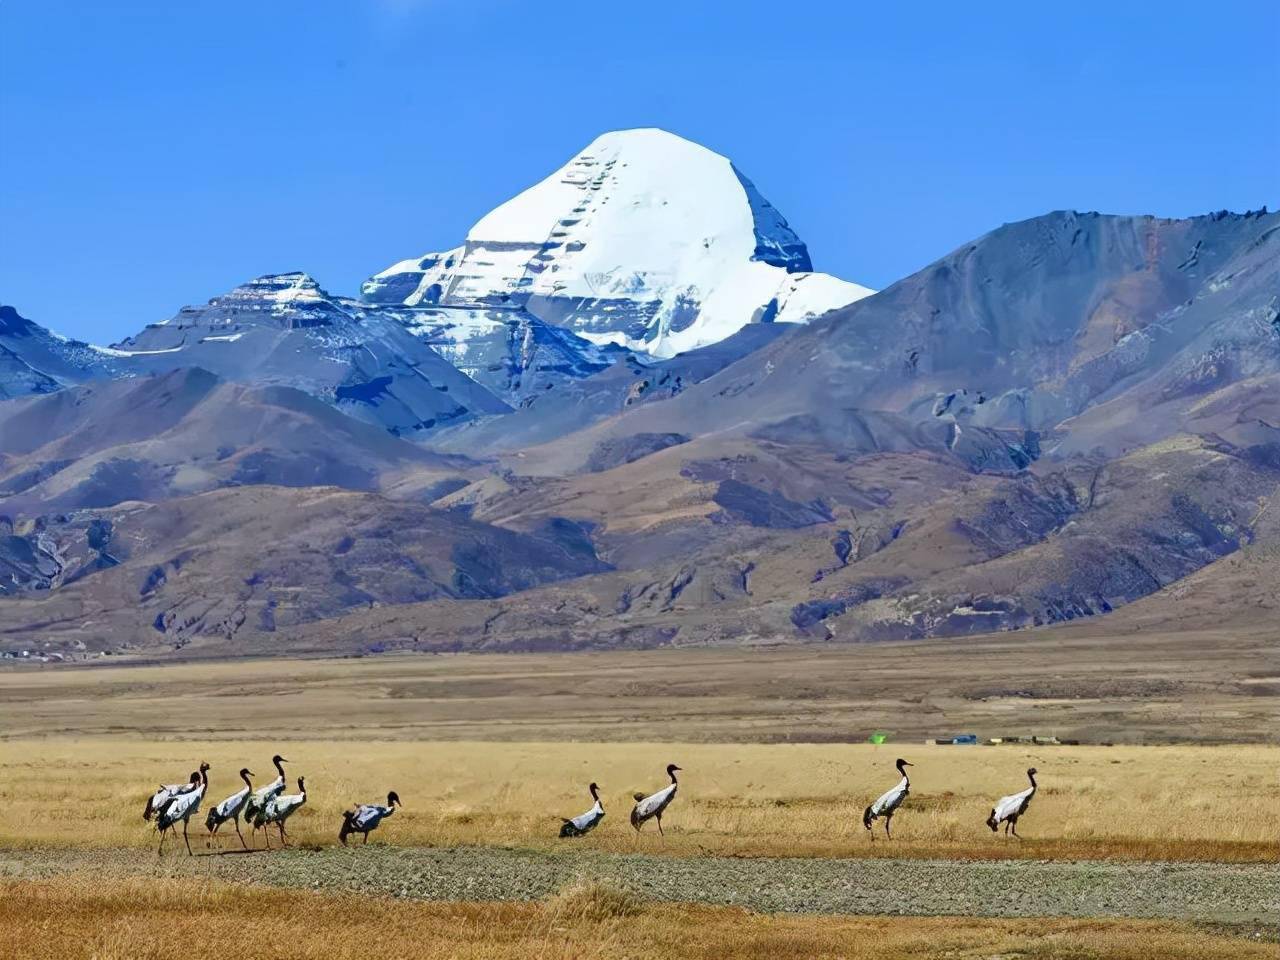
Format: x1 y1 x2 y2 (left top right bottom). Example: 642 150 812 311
862 805 874 830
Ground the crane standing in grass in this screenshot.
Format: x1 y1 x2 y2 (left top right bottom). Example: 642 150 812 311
631 764 681 837
244 754 288 848
987 767 1038 838
339 790 401 845
255 776 307 848
156 763 209 856
863 758 913 840
558 782 605 838
205 767 255 849
143 764 204 822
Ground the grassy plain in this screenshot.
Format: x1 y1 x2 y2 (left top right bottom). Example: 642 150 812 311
1 633 1276 744
2 645 1276 958
1 874 1272 960
0 738 1275 861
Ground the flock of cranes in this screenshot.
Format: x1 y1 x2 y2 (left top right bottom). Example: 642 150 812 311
144 756 1038 855
144 754 319 855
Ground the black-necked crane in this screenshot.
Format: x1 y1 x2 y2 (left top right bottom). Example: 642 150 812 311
155 762 209 856
339 790 401 845
143 767 201 822
243 754 288 848
863 758 912 839
558 782 604 838
205 767 255 849
255 776 306 848
630 764 681 836
986 767 1038 838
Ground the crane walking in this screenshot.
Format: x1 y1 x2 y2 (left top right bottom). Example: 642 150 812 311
244 754 288 848
156 763 209 856
987 767 1038 838
143 766 202 822
558 782 604 838
631 764 681 836
255 777 307 848
205 767 255 849
339 790 401 845
863 758 912 840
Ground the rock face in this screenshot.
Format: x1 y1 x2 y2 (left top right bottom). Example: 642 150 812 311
390 304 621 405
3 205 1278 658
0 305 118 399
364 129 874 357
108 273 511 436
540 209 1280 465
0 368 470 515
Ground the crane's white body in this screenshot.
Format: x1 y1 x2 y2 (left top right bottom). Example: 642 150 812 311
262 790 306 827
565 799 605 834
155 767 208 855
145 780 196 820
987 769 1038 837
245 775 284 822
156 781 205 829
256 779 307 848
631 764 682 836
205 771 255 848
633 783 676 821
350 803 396 833
863 759 913 839
244 757 285 822
869 775 909 819
990 785 1035 826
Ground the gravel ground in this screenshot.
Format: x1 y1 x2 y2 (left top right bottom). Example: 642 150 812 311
3 846 1277 923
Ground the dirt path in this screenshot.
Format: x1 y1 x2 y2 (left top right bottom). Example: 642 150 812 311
4 846 1276 923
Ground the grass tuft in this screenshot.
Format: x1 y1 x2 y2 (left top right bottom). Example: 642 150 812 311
546 879 646 923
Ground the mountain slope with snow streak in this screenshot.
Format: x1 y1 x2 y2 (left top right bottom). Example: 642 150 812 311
109 273 511 436
363 128 873 357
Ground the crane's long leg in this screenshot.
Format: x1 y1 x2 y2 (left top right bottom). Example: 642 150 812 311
234 814 246 850
182 818 193 856
363 831 369 845
1010 817 1020 839
278 822 287 848
656 813 664 838
264 824 273 850
157 827 166 856
884 814 893 840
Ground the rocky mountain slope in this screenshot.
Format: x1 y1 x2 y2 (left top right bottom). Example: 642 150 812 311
1 305 122 399
108 272 513 436
2 194 1276 658
364 129 874 357
0 368 471 516
0 486 606 649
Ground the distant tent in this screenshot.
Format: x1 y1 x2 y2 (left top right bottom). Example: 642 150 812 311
868 732 888 745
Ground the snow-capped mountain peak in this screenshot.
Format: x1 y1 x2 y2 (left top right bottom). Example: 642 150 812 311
364 128 873 357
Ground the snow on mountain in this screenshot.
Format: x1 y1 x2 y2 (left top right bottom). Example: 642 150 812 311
108 273 511 436
363 128 873 357
391 304 621 404
0 304 121 399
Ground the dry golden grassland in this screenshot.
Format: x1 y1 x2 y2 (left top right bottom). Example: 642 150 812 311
0 874 1270 960
1 635 1275 745
0 738 1275 861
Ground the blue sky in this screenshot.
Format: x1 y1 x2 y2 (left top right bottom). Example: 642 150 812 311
2 1 1277 342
